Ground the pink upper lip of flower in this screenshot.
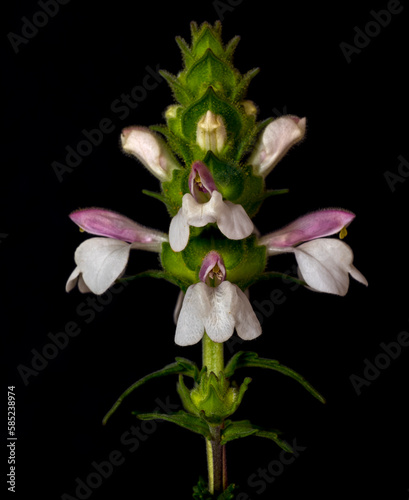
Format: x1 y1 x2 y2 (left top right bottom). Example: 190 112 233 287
259 209 355 250
199 250 226 284
188 161 217 200
69 208 167 244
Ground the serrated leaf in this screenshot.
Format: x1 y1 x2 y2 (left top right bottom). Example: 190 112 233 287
224 351 326 404
135 410 211 439
102 358 199 425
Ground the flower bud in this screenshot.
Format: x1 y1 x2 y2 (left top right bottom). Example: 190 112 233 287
196 110 227 154
121 126 180 181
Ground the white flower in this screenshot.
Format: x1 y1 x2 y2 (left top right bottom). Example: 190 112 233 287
169 161 253 252
249 115 306 177
259 209 368 296
196 110 227 153
175 251 262 345
66 208 167 295
121 126 180 181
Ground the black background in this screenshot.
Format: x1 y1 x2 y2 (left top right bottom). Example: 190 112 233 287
3 1 409 499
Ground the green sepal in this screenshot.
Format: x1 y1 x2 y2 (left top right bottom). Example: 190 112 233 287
220 420 293 452
102 358 199 425
192 476 237 500
141 189 168 205
178 370 252 425
185 49 237 99
159 69 193 107
231 67 260 102
134 410 211 439
224 352 326 404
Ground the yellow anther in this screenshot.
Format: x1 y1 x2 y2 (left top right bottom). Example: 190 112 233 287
339 226 348 239
79 227 85 233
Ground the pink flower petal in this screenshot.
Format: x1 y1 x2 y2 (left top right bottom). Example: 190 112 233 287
199 251 226 284
70 208 167 247
260 209 355 250
188 161 217 201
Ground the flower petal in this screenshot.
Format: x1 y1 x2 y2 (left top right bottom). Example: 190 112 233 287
203 282 236 343
199 251 226 284
233 285 263 340
74 237 133 295
70 208 167 250
65 266 80 292
293 239 367 296
249 115 306 177
169 207 190 252
175 284 207 346
259 209 355 253
188 161 217 200
121 126 180 181
183 192 218 227
215 194 254 240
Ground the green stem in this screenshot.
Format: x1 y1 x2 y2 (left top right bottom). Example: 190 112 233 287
202 333 226 494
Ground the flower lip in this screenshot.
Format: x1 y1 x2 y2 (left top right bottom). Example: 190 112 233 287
69 208 168 246
259 209 355 251
188 161 217 202
199 250 226 286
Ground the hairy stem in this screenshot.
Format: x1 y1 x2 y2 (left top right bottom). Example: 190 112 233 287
202 333 226 494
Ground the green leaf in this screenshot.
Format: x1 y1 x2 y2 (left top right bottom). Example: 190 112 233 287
102 358 199 425
220 419 258 444
192 476 238 500
220 420 293 452
224 351 326 404
135 410 211 439
141 189 168 205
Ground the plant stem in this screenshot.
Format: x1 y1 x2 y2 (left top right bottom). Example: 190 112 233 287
202 332 224 376
202 333 226 494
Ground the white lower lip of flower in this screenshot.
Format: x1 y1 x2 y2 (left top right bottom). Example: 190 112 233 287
175 281 262 346
67 237 133 295
291 238 368 296
168 191 254 252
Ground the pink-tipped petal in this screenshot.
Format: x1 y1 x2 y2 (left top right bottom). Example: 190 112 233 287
259 209 355 252
70 208 167 249
249 115 306 177
121 126 180 181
